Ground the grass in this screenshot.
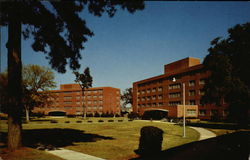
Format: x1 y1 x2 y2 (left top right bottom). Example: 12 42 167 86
0 118 199 160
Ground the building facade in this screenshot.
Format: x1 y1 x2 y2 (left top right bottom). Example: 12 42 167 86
133 57 228 120
35 84 121 116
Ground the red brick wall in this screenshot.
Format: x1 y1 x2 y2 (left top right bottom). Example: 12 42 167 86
33 84 120 115
133 57 228 120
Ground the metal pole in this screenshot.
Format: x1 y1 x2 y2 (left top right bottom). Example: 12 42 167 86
183 83 186 138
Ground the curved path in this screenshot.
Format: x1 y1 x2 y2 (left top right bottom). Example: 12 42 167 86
189 126 216 140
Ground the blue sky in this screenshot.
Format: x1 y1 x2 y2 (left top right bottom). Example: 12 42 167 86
1 2 250 92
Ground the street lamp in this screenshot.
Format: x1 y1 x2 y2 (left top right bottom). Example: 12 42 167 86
172 77 186 138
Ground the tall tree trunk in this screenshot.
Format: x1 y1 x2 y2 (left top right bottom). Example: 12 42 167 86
7 4 22 151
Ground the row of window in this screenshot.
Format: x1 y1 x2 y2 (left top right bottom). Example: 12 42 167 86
138 103 164 107
137 79 206 94
199 109 228 116
59 90 120 95
138 95 163 101
138 90 204 102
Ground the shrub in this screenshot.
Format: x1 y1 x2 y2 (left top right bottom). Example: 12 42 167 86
65 121 70 123
128 119 133 122
118 120 123 122
128 112 140 120
134 126 164 157
50 120 58 123
98 120 104 123
108 120 114 122
87 120 93 123
76 120 82 123
67 115 76 118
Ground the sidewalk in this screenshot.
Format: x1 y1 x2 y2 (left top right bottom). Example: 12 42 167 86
46 148 105 160
189 126 216 140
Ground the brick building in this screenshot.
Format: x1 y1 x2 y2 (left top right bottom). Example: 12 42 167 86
133 57 228 120
35 84 121 116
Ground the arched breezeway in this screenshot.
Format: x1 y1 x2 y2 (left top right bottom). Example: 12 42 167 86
48 111 66 116
142 109 168 120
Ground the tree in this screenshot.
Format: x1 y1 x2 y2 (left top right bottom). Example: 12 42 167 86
0 65 56 122
74 67 93 119
201 23 250 126
0 72 8 113
22 64 56 122
121 88 133 108
0 1 144 150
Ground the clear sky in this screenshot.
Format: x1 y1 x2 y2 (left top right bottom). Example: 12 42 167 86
1 2 250 92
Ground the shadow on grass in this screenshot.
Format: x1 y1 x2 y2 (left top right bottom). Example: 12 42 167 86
131 131 249 160
0 128 114 149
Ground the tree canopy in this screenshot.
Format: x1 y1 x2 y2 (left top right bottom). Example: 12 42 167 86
0 1 144 73
121 88 133 108
0 65 56 120
201 22 250 125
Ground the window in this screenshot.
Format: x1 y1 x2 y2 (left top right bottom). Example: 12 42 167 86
93 95 97 98
87 101 92 104
76 96 80 99
189 80 195 86
169 92 181 98
116 91 120 94
141 97 145 101
99 95 103 98
158 87 163 92
76 101 80 105
152 88 156 92
93 101 97 104
146 96 151 101
63 91 72 94
64 96 72 100
98 90 103 94
199 79 206 85
64 101 72 104
93 90 98 94
189 90 195 96
158 102 163 106
147 89 151 93
169 101 181 106
189 100 196 105
99 100 103 104
199 110 206 116
152 103 156 107
187 109 196 116
158 95 163 99
141 90 145 94
199 89 205 95
64 106 71 109
169 83 181 89
223 110 229 116
152 96 156 100
76 91 81 95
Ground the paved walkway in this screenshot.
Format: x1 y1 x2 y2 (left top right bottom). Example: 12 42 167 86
46 148 105 160
189 126 216 140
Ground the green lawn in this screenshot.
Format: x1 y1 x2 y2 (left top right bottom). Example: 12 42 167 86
0 118 200 160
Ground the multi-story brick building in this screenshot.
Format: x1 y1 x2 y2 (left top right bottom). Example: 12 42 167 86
133 57 228 120
35 84 121 116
